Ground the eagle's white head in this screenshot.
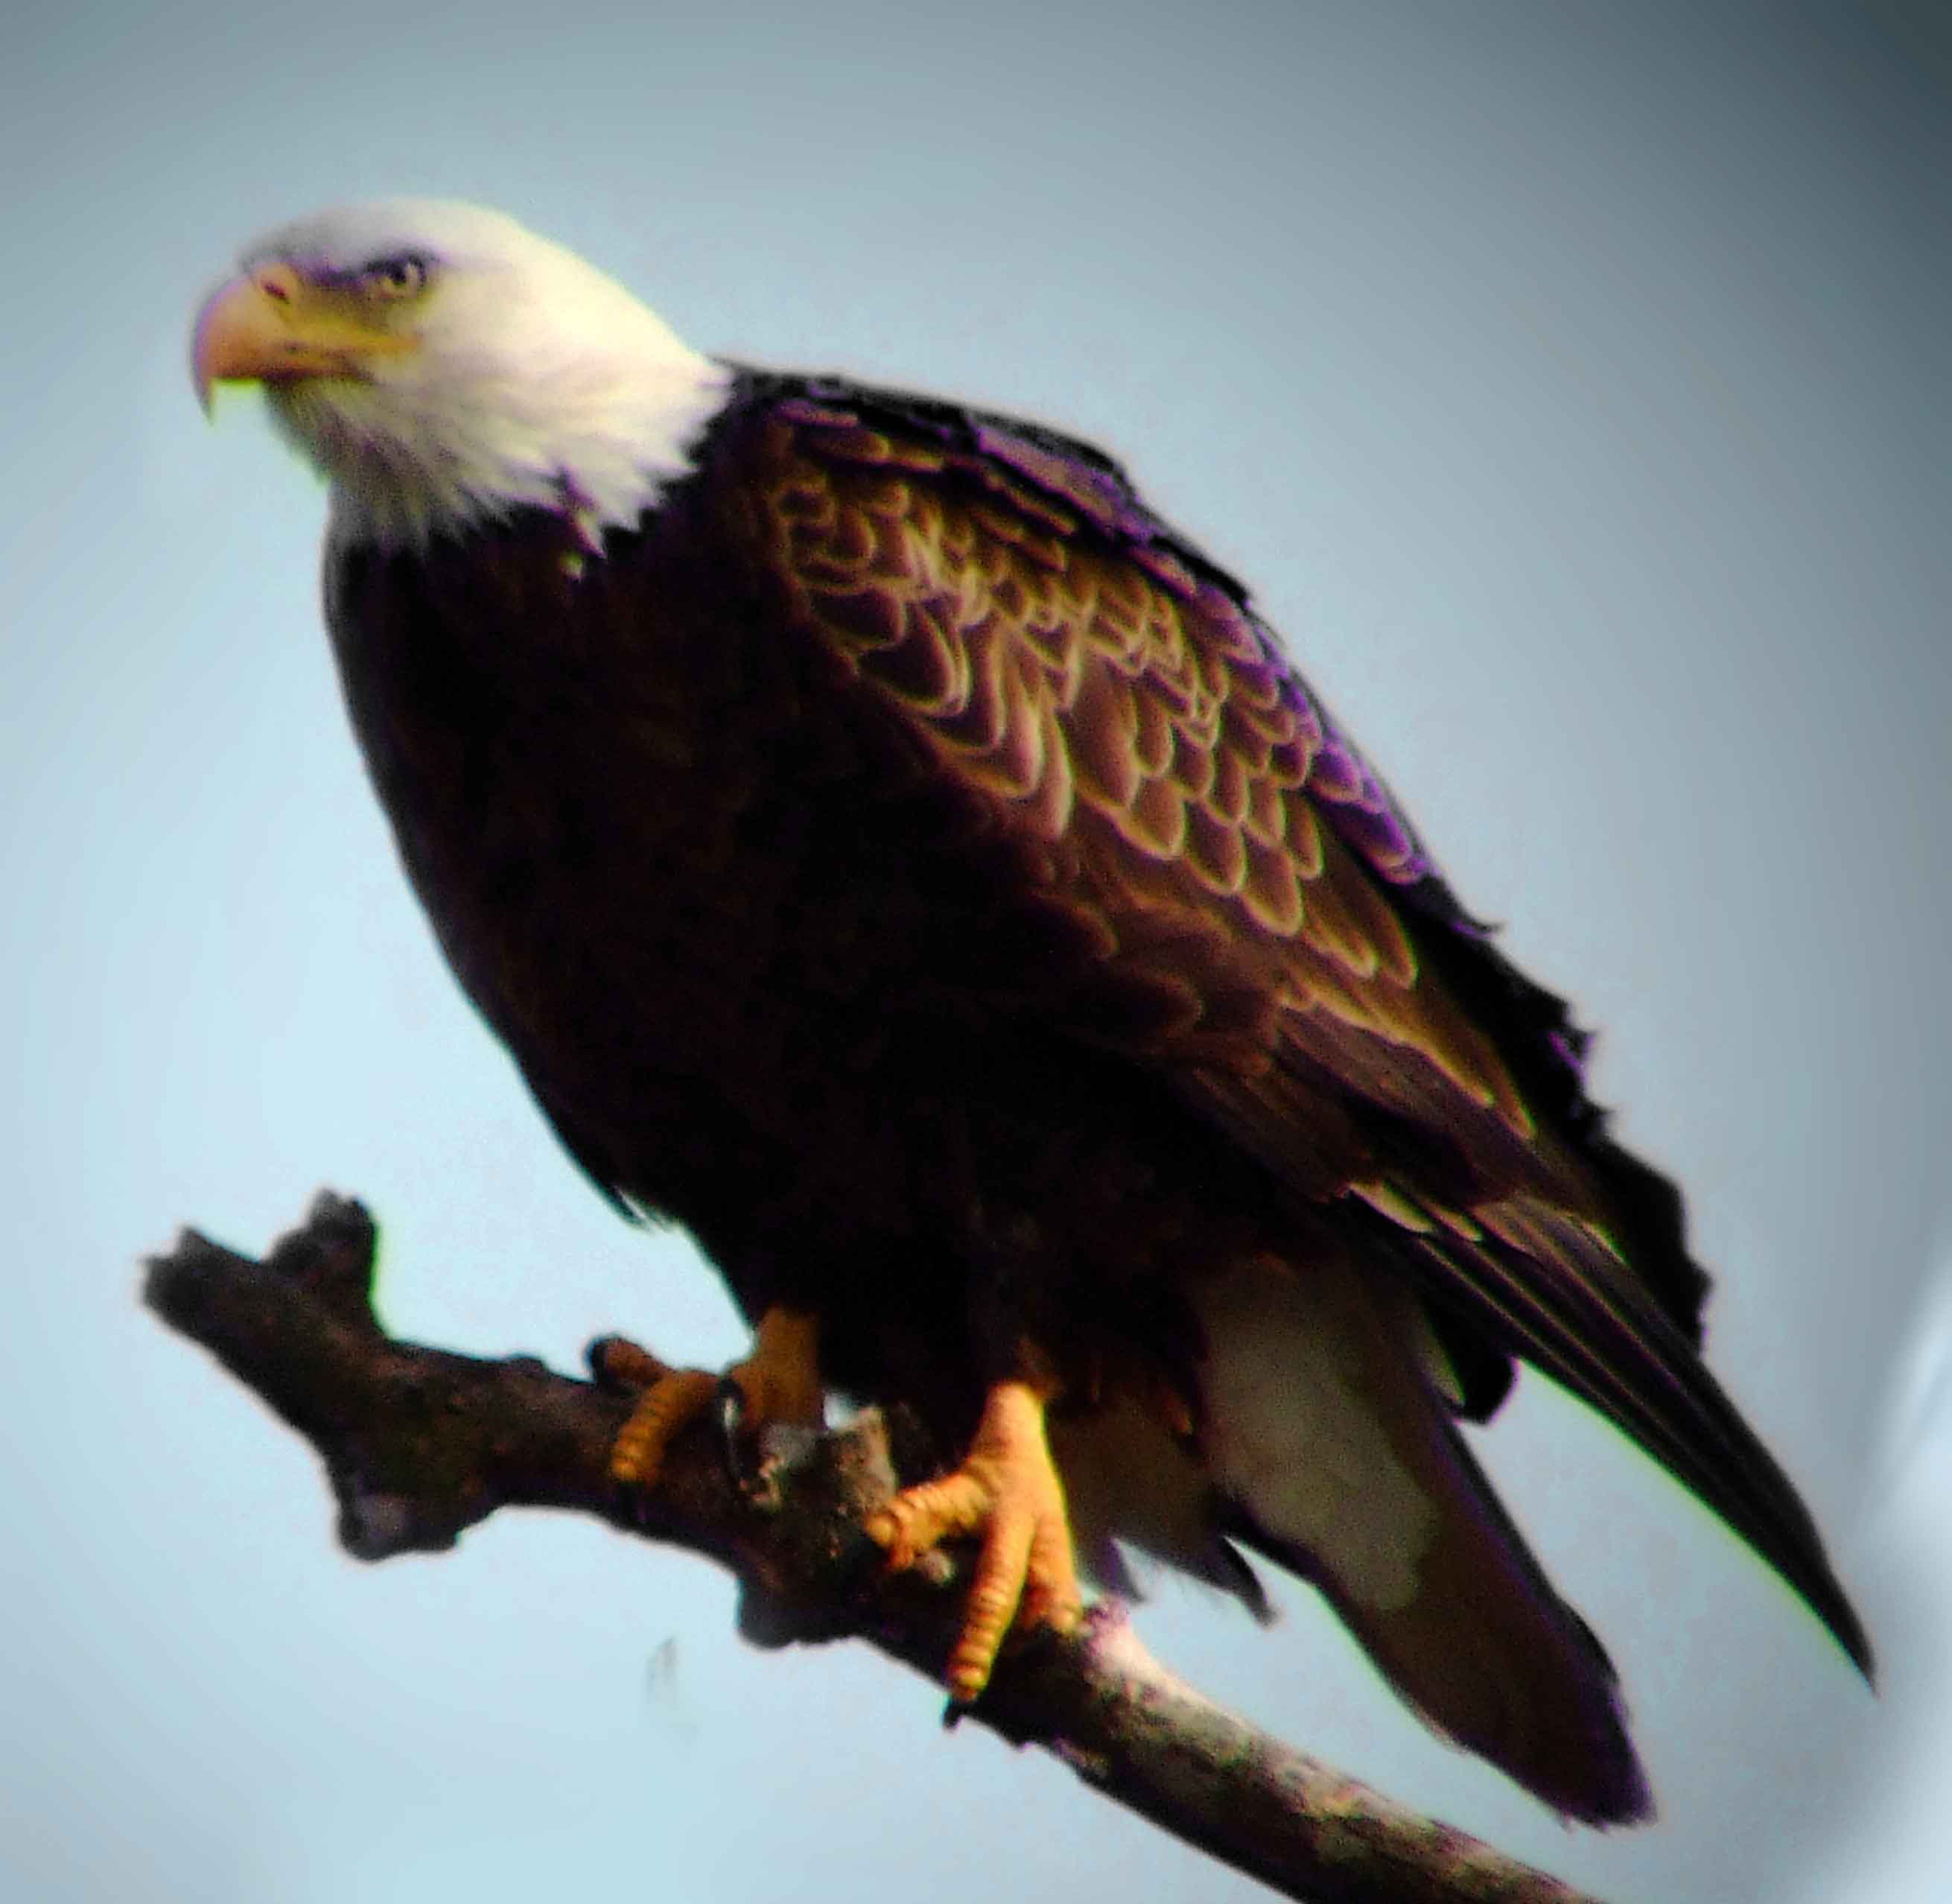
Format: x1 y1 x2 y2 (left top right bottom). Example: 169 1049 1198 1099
193 200 732 550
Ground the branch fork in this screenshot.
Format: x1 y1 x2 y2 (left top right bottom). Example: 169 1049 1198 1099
145 1191 1605 1904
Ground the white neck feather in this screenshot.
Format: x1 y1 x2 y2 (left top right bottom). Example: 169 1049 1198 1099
300 361 733 556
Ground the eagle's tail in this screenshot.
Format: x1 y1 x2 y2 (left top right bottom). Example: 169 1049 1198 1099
1194 1251 1653 1826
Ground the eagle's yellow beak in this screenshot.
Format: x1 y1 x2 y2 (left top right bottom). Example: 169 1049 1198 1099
191 263 416 414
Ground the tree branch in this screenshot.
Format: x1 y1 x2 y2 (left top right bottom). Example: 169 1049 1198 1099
144 1192 1606 1904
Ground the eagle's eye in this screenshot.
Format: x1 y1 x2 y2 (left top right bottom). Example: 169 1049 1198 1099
360 255 429 300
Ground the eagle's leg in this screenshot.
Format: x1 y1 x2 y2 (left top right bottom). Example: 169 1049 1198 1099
602 1305 823 1490
865 1374 1084 1701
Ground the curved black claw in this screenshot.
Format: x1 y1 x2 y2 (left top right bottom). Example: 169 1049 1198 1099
715 1374 756 1488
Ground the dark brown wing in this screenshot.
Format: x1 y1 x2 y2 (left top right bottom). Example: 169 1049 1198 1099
722 370 1869 1675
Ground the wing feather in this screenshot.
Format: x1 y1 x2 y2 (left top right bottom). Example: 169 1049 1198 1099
731 373 1870 1675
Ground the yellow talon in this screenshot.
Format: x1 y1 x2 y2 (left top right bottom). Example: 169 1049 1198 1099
610 1367 720 1488
867 1377 1084 1701
604 1306 823 1489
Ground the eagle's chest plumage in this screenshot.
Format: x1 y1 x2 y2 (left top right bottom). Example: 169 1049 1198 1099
343 507 859 1074
321 472 1159 1400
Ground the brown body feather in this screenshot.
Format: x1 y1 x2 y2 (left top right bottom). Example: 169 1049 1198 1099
325 369 1867 1823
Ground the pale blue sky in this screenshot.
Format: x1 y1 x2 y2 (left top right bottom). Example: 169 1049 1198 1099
5 4 1947 1900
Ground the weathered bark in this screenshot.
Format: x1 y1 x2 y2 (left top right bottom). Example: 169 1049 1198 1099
144 1191 1606 1904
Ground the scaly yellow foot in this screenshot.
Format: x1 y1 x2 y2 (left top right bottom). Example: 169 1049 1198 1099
603 1306 823 1490
865 1377 1084 1701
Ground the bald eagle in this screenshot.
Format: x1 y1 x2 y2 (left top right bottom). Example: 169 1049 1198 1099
193 200 1869 1826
